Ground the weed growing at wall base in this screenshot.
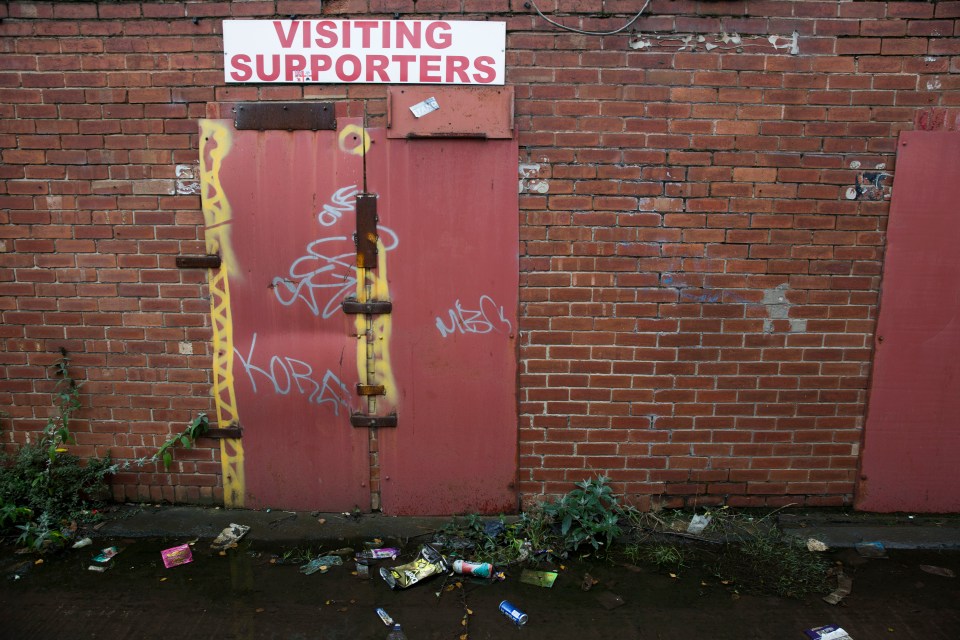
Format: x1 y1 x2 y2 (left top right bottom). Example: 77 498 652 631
0 352 113 552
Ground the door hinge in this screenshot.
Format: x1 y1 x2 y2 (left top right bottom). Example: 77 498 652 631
350 413 398 428
176 255 222 269
203 425 243 439
356 384 386 397
342 297 392 315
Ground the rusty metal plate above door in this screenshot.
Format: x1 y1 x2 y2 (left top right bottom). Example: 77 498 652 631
235 102 336 131
386 86 513 139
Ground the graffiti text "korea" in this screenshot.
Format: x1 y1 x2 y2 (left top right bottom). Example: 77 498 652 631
235 333 351 415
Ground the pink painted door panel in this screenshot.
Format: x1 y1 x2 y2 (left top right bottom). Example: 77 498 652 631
217 119 370 511
367 134 520 515
856 131 960 512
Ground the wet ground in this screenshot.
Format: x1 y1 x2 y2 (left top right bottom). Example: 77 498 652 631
2 537 959 640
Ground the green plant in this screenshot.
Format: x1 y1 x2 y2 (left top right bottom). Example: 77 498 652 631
542 475 626 553
41 349 82 463
627 541 687 573
438 510 557 566
16 512 68 552
0 352 113 551
711 526 829 598
0 500 32 529
153 413 209 469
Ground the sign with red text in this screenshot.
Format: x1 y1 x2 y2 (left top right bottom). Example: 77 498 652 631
223 20 505 85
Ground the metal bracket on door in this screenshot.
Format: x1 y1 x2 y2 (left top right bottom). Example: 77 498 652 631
175 255 222 269
341 298 392 315
350 412 398 428
357 384 386 396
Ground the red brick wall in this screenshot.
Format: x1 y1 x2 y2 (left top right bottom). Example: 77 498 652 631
1 1 958 510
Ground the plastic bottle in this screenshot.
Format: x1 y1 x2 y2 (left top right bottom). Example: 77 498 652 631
386 623 407 640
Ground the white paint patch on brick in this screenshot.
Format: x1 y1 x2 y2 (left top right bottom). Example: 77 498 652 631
849 161 861 169
0 240 7 253
526 179 549 194
519 163 541 178
762 283 804 333
519 163 548 194
927 77 942 91
178 341 194 355
845 187 859 200
175 163 201 195
629 30 798 55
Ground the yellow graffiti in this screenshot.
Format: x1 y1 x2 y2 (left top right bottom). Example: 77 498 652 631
339 124 371 156
371 241 397 406
354 238 398 410
199 119 245 508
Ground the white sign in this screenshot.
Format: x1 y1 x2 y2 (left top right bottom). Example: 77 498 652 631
223 19 505 85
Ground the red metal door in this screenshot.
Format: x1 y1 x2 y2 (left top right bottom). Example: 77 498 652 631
201 112 518 514
205 117 370 511
368 134 519 515
856 131 960 512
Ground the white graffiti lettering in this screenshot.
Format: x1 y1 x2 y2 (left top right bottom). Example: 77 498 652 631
317 185 359 227
234 333 352 415
273 186 399 318
435 295 512 338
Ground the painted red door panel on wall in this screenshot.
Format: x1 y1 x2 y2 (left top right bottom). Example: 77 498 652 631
216 120 370 511
367 134 520 515
856 131 960 512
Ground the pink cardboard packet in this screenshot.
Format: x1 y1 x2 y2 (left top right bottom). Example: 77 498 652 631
161 544 194 568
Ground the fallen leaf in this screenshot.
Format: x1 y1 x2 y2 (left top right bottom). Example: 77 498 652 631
34 559 43 565
256 608 265 613
466 608 473 615
461 617 467 626
160 577 167 582
669 573 678 579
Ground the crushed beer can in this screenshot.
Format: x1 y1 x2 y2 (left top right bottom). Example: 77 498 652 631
499 600 528 626
375 607 394 626
452 559 494 578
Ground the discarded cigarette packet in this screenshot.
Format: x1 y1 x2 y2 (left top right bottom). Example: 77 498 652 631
804 625 853 640
161 544 194 569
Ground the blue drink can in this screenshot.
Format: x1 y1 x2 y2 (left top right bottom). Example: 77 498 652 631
499 600 528 626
